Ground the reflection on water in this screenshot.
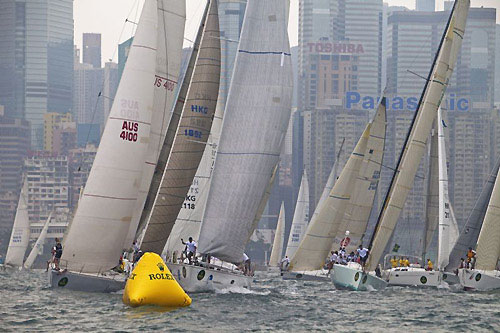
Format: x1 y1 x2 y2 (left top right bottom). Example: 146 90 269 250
1 269 500 332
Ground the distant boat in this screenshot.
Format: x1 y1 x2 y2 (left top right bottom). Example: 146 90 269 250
49 0 186 293
335 0 470 291
168 0 293 292
284 170 309 260
269 202 286 268
24 212 52 269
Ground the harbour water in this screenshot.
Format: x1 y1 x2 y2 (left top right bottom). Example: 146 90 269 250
1 269 499 332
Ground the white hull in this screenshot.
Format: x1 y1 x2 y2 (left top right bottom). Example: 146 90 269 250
331 263 387 291
281 270 330 282
168 262 252 293
385 268 442 287
49 270 126 293
458 269 500 291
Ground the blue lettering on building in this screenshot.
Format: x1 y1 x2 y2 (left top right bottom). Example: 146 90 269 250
345 91 469 111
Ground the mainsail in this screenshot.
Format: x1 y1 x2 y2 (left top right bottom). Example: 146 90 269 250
285 170 310 259
289 127 369 271
437 109 459 270
474 164 500 270
197 0 293 264
335 98 387 254
163 102 224 258
5 179 30 267
269 202 286 267
60 1 158 273
124 0 186 249
24 212 52 269
366 0 470 271
445 157 500 271
140 0 221 254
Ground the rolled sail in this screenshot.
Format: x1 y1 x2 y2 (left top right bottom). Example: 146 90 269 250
269 202 286 267
197 0 293 263
423 120 439 258
285 170 310 259
366 0 470 271
140 0 221 254
124 0 186 250
60 1 158 273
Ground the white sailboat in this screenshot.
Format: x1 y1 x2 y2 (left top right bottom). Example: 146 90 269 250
24 212 52 269
335 0 469 291
269 202 286 268
50 0 182 292
168 0 293 292
386 109 460 287
284 170 309 260
4 178 30 268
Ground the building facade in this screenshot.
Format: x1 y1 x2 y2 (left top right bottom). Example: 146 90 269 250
82 33 101 68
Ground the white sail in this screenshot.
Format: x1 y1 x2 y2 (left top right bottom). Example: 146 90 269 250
269 202 286 267
24 212 52 269
423 121 439 258
197 0 293 263
124 0 186 249
60 1 158 273
163 102 224 258
437 109 459 270
289 127 369 271
366 0 470 271
140 0 221 254
285 170 310 259
5 179 30 267
335 98 387 254
445 157 500 271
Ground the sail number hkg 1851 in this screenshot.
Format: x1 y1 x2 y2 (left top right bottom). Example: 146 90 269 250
120 121 138 142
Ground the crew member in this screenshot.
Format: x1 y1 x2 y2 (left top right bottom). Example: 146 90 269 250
181 237 197 264
426 258 433 271
280 256 290 270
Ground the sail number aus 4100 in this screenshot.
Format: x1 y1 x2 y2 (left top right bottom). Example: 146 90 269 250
120 121 138 142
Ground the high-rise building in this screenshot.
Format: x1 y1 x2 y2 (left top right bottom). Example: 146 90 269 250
496 24 500 105
103 62 119 122
73 62 104 126
43 112 73 152
24 0 74 149
67 145 96 208
416 0 435 12
118 37 133 82
82 33 101 68
0 106 30 246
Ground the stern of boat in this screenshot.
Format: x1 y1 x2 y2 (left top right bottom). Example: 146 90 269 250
458 269 500 291
332 263 387 291
49 269 126 293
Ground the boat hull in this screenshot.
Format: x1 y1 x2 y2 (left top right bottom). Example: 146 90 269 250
458 269 500 291
331 264 387 291
49 270 126 293
281 270 330 282
385 268 441 287
168 262 252 293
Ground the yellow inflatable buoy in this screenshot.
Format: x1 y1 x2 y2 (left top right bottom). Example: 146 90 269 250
123 252 192 308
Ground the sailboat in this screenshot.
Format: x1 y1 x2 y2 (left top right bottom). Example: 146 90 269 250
332 0 470 291
268 202 286 271
167 0 293 292
24 212 52 269
284 170 309 259
3 179 30 268
385 108 460 287
49 0 186 292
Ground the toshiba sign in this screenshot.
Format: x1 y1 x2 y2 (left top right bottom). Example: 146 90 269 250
307 42 364 54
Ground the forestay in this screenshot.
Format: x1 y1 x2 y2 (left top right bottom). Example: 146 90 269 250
60 1 158 274
269 202 286 267
437 109 459 270
197 0 293 263
125 0 186 249
423 120 439 259
445 157 500 271
289 127 369 271
285 170 310 259
366 0 470 271
335 98 387 254
24 212 52 269
5 179 30 267
140 0 220 254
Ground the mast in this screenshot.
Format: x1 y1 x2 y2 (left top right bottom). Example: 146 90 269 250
5 178 30 267
140 0 221 253
269 202 286 267
366 0 470 271
60 0 158 273
285 170 310 259
124 0 187 249
24 212 52 269
197 0 293 264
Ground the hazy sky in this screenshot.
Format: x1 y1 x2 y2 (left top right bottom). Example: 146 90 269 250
74 0 500 65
